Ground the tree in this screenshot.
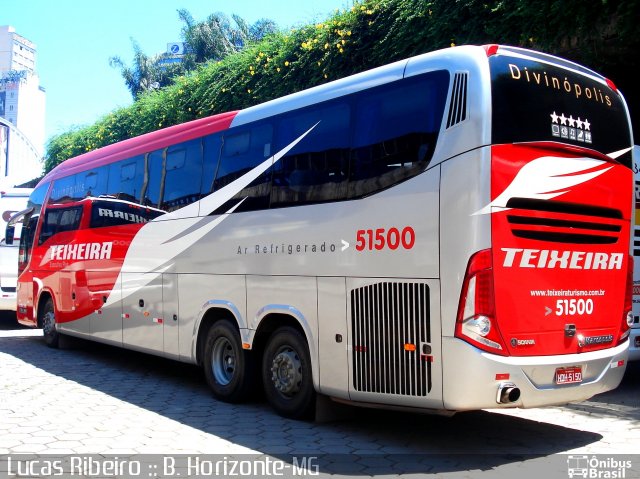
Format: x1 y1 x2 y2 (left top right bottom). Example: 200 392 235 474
178 9 278 69
109 39 184 99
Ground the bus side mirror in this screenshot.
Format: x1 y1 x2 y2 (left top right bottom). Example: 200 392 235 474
5 225 15 245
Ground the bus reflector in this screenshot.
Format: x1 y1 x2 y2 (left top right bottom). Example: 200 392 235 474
455 249 508 355
404 343 416 352
495 373 510 380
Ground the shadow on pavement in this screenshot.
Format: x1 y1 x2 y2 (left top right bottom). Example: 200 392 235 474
0 310 25 330
565 360 640 420
0 331 606 475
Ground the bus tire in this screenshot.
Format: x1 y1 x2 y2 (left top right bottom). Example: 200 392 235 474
203 320 254 403
262 327 315 420
40 297 59 349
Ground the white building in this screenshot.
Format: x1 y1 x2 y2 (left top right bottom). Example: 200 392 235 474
0 25 46 188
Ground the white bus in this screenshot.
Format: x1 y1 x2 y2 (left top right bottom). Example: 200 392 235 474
13 44 634 419
0 188 31 310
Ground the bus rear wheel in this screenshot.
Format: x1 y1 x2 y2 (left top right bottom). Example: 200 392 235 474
203 320 254 403
40 297 59 348
262 327 315 419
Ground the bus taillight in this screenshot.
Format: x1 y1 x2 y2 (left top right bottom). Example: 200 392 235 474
620 255 633 344
455 249 507 355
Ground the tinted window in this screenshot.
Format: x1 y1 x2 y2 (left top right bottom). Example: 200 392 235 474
49 168 109 204
490 55 633 168
349 72 448 198
38 206 83 245
162 139 203 211
212 123 273 213
215 124 273 189
90 199 164 228
49 175 84 203
271 102 350 207
141 151 162 208
107 156 144 203
81 167 109 198
18 183 48 269
201 133 223 195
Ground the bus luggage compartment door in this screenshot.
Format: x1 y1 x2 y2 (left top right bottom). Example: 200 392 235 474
122 272 165 353
346 277 443 409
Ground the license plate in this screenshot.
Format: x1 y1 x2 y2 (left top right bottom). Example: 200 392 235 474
555 366 582 385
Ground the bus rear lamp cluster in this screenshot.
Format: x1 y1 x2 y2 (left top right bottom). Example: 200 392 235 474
455 249 508 355
620 255 633 343
497 382 521 404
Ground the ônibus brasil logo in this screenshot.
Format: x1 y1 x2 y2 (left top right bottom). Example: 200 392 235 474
567 455 632 478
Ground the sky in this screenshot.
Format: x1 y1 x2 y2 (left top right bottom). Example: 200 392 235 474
3 0 353 146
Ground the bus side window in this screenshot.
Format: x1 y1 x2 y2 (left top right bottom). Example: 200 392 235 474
161 139 203 212
201 133 223 196
211 123 273 213
271 102 350 208
107 156 144 204
349 71 449 198
142 150 163 208
80 166 108 198
49 175 82 203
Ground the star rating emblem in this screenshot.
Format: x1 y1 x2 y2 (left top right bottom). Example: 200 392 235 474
549 112 591 142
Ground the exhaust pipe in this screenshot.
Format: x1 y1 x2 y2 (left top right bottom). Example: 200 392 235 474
497 382 521 404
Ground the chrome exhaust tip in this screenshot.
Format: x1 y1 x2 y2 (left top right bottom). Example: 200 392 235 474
497 382 521 404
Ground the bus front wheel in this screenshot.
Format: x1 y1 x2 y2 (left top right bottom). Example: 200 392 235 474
40 297 59 348
203 320 254 403
262 327 315 419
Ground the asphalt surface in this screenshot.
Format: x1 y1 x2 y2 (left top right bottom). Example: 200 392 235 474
1 311 639 478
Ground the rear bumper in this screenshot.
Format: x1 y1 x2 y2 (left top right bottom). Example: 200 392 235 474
0 292 17 311
442 337 628 410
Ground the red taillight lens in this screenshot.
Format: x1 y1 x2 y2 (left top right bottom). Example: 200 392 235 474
619 255 633 344
455 249 507 355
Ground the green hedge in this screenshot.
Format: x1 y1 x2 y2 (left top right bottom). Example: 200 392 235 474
43 0 640 174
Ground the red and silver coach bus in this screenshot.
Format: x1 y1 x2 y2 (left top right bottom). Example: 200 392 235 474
11 44 634 419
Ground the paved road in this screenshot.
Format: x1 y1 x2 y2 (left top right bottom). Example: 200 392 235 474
1 312 639 478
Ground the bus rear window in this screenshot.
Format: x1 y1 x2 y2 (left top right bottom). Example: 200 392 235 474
39 206 83 245
89 200 165 228
490 55 632 168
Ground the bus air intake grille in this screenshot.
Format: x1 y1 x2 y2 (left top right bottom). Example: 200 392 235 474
505 198 622 219
446 72 468 128
351 282 431 396
505 198 623 245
